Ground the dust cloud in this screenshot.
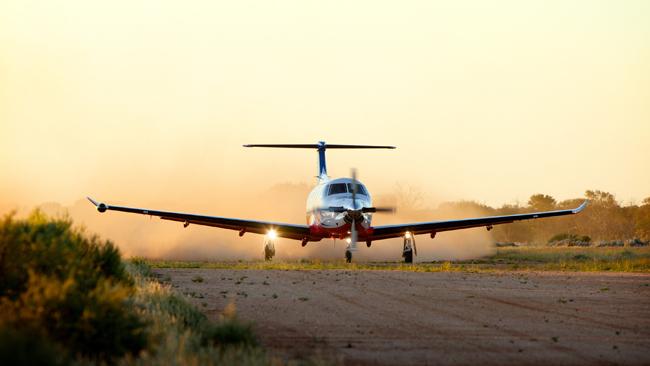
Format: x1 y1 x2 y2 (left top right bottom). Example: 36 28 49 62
25 183 494 262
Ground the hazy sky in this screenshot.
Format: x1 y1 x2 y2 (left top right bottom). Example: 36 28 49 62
2 0 649 213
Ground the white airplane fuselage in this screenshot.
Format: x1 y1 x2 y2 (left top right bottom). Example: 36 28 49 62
305 177 373 240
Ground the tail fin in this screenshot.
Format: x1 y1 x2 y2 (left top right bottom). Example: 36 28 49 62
244 141 395 179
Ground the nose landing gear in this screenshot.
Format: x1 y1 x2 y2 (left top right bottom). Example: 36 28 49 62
345 239 356 263
345 249 352 263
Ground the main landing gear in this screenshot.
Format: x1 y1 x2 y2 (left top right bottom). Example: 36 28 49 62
402 232 415 263
263 236 276 261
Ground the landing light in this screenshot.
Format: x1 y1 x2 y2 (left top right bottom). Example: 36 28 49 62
405 231 412 239
267 229 278 240
345 237 351 244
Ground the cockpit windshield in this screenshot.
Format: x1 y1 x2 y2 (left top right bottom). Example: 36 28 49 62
347 183 368 196
327 183 347 195
327 182 368 196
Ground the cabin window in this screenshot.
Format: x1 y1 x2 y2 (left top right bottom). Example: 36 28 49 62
347 183 368 196
327 183 348 195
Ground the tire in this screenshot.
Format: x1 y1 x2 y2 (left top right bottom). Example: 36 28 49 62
264 246 274 261
403 250 413 263
345 250 352 263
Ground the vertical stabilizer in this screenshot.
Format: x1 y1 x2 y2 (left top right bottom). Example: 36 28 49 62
316 141 328 179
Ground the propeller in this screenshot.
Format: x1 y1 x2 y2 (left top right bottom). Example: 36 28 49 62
347 168 396 251
349 168 359 252
317 168 396 253
321 206 394 214
351 168 358 210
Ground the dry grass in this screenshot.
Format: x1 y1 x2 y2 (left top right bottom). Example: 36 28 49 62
145 247 650 273
474 246 650 272
122 260 267 366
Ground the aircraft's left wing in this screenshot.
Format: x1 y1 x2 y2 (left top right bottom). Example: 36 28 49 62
368 201 588 241
87 197 314 241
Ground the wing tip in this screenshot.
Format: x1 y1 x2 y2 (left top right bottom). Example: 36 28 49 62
573 200 589 214
87 196 108 213
87 196 99 206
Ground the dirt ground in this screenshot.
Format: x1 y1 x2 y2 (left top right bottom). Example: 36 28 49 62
156 268 650 365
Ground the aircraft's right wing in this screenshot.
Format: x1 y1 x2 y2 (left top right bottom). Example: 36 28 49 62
368 201 588 241
87 197 315 241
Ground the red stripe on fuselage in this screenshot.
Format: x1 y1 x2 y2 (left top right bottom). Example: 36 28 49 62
309 222 372 240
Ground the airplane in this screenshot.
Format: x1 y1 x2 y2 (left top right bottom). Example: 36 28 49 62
88 141 588 263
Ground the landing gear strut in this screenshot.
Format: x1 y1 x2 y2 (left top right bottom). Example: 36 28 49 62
345 249 352 263
263 237 276 261
402 232 415 263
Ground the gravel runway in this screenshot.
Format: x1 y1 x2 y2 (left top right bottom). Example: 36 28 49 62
155 268 650 365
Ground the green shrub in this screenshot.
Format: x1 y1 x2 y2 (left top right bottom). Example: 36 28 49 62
548 233 591 245
0 210 132 297
0 211 148 362
204 318 258 347
127 262 265 365
0 210 281 365
618 250 636 260
134 275 257 347
0 326 67 366
548 233 572 243
128 257 153 278
146 288 208 330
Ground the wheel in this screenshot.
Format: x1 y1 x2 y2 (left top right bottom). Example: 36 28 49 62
403 250 413 263
345 250 352 263
264 245 275 261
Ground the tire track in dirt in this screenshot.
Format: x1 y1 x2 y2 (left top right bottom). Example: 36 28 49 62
358 276 612 365
159 268 650 366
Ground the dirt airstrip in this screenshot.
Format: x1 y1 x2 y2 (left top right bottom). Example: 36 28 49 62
155 268 650 365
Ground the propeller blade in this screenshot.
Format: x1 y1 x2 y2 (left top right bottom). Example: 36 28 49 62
361 207 396 214
351 168 358 210
320 206 347 213
318 206 395 214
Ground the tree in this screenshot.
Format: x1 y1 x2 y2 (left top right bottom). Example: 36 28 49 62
528 194 556 211
581 190 634 240
635 197 650 240
585 190 618 208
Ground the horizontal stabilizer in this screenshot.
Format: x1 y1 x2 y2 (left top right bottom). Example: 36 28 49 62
244 141 395 179
244 144 395 149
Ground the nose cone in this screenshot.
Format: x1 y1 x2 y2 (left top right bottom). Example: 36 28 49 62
327 194 372 211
